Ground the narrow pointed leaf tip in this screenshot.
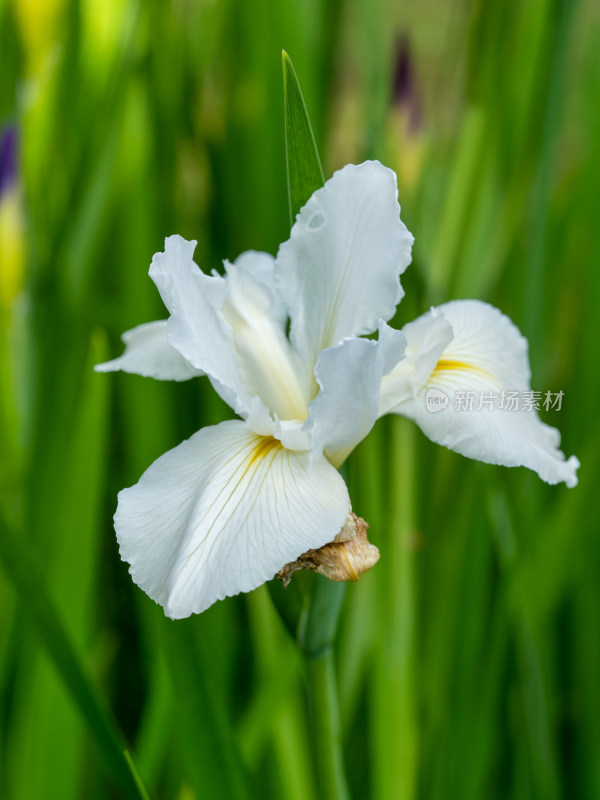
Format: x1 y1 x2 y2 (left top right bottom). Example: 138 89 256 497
282 50 324 224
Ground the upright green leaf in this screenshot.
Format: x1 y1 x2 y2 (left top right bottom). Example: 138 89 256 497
9 328 113 800
0 517 151 800
282 50 324 225
161 618 254 800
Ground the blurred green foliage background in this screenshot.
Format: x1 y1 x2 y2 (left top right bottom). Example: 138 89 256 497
1 0 599 798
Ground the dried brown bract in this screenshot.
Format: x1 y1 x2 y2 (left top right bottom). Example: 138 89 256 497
277 512 379 588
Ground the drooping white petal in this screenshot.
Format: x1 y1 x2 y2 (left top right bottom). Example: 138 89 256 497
94 320 203 381
149 235 252 415
115 420 351 619
384 300 579 487
275 161 414 385
306 322 407 467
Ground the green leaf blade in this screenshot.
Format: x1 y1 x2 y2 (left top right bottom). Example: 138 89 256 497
282 50 324 225
0 518 151 800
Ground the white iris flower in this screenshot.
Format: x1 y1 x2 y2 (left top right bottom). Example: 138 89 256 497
97 161 579 619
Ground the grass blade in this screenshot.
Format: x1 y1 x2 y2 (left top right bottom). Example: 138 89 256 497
282 50 324 224
161 617 254 800
0 516 151 800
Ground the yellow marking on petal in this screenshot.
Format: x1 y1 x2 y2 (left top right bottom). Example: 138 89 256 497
248 436 280 466
432 359 497 383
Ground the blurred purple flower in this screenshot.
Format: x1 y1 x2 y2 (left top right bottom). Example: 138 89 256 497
0 126 18 198
392 36 422 134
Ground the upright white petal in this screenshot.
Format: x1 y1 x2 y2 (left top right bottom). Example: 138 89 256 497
229 250 287 328
95 320 203 381
275 161 414 386
149 237 308 426
384 300 579 487
306 322 406 467
115 420 351 618
221 253 308 421
149 235 252 415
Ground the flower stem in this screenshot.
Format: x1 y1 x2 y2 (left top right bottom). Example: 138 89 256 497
371 416 418 799
245 587 315 800
300 576 350 800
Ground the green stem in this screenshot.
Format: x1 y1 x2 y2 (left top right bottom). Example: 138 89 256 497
372 417 418 799
307 650 349 800
300 576 350 800
244 587 314 800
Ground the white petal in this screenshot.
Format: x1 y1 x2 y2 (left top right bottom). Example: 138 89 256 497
306 322 406 467
275 161 414 382
149 235 252 415
386 300 579 487
244 398 310 451
379 309 453 415
229 250 288 328
115 420 351 618
221 254 308 421
149 237 308 424
94 320 203 381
